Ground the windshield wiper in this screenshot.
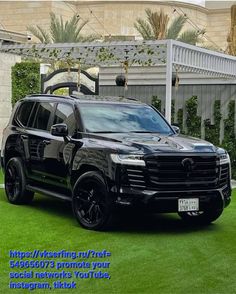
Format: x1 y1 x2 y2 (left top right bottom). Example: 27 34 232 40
91 131 124 133
128 131 158 133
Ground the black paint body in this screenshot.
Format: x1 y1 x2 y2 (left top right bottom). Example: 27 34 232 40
1 95 231 213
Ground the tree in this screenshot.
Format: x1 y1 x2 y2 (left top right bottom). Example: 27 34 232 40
27 12 98 43
227 5 236 55
134 9 205 45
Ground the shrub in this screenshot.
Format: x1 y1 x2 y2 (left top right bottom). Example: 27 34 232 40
12 62 40 105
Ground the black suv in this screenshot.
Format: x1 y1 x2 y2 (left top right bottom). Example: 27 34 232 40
1 94 231 230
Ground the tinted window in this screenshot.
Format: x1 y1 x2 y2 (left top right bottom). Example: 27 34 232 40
79 103 173 134
33 102 54 131
16 102 34 126
53 103 76 135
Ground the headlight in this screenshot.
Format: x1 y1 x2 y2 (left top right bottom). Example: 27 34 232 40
219 152 230 165
110 154 145 166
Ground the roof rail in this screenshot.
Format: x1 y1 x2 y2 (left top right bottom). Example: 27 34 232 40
124 97 139 101
70 94 139 101
27 94 72 100
70 95 81 100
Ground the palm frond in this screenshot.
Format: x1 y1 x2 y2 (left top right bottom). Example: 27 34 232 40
75 19 89 37
135 9 169 40
134 18 154 40
146 9 169 39
50 12 61 43
71 16 88 41
65 15 77 42
167 15 186 40
27 25 50 43
201 44 220 52
178 29 204 45
145 8 153 20
134 8 207 45
29 12 98 44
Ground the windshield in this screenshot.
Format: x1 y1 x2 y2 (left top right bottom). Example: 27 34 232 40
79 103 173 134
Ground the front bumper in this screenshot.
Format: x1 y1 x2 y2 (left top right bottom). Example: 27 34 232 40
114 185 231 213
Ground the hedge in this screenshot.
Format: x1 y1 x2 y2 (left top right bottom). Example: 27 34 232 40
12 62 40 105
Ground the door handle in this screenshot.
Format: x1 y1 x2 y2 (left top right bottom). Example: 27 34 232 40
43 140 51 145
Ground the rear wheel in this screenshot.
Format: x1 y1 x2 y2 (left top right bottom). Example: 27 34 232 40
5 157 34 204
72 171 113 230
178 208 223 225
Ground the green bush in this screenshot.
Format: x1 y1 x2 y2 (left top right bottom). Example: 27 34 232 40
151 96 161 112
12 62 40 105
204 100 221 146
171 100 175 123
177 108 184 133
221 101 236 178
151 96 175 122
185 96 201 138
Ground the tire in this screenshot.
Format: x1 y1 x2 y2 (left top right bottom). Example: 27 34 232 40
178 208 223 225
5 157 34 205
72 171 113 230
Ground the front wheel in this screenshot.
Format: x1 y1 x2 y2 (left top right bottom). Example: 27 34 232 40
72 171 113 230
178 208 223 225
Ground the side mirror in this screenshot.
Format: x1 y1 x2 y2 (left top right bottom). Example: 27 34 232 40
171 125 180 134
51 123 68 137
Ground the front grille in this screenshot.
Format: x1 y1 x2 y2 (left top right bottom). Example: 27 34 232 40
121 166 146 189
121 155 230 192
126 167 146 189
145 154 220 191
219 163 230 188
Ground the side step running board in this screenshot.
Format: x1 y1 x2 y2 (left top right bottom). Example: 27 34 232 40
26 185 72 202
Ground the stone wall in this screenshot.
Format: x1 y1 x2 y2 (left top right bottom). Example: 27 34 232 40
76 0 231 50
0 1 232 51
76 1 208 39
0 53 20 144
0 1 75 42
0 1 52 34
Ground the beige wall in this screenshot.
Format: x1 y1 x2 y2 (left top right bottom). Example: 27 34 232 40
207 9 231 50
75 1 232 51
0 53 21 144
0 1 232 50
0 1 75 42
76 2 208 38
0 1 52 34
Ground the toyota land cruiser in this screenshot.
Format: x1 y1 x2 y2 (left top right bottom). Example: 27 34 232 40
0 94 231 230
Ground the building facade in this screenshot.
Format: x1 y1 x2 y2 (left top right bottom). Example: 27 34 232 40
0 1 234 51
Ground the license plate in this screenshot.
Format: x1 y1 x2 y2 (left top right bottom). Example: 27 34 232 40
178 198 199 212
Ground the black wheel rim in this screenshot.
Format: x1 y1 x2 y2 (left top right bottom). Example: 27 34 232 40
5 164 21 200
74 180 106 226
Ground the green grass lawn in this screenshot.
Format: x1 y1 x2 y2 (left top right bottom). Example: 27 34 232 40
0 171 236 294
0 170 3 184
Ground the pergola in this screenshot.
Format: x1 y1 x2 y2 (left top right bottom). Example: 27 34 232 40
1 39 236 123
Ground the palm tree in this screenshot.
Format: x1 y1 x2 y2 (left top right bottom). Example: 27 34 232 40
134 9 205 45
227 5 236 55
27 12 98 43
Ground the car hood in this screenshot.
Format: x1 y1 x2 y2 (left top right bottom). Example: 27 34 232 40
87 133 216 154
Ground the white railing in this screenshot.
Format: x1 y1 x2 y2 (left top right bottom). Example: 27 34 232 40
172 40 236 78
